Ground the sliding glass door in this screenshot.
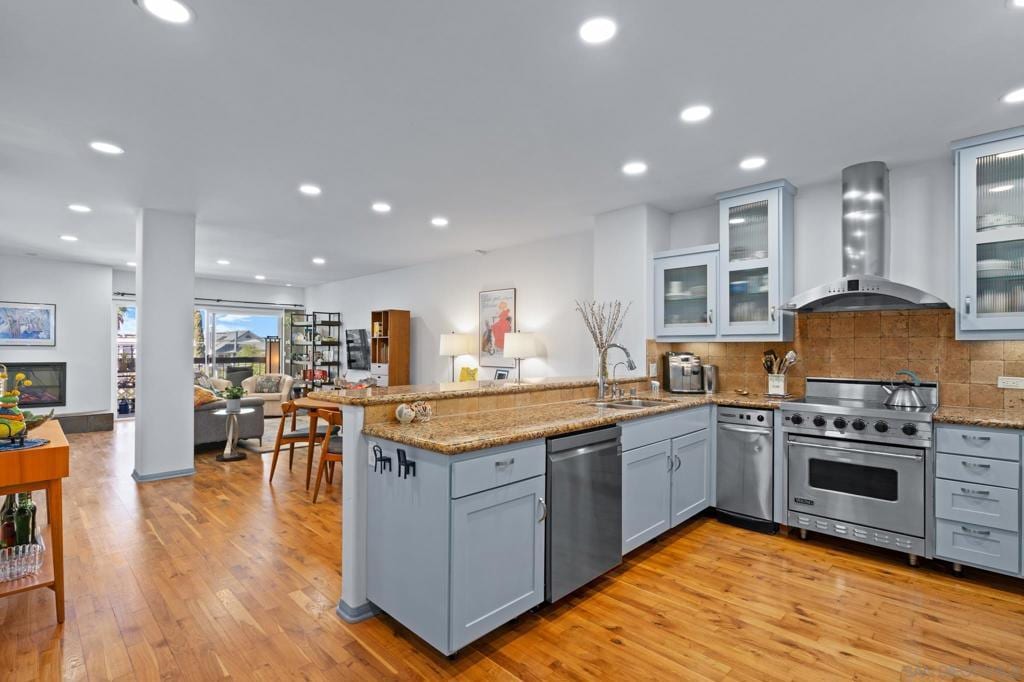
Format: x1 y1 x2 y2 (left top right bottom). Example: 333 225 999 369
194 308 283 383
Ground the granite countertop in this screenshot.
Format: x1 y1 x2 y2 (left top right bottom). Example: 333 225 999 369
308 377 604 406
933 407 1024 430
361 391 798 455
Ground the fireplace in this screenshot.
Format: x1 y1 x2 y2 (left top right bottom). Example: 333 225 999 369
1 362 66 408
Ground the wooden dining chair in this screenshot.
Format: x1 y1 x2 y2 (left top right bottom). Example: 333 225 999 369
311 409 343 503
269 402 338 483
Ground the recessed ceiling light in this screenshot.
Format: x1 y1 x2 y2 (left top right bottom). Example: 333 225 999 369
431 216 450 228
60 235 78 242
126 261 137 267
621 161 647 176
372 202 392 213
728 217 745 225
312 257 326 265
89 140 124 155
134 0 194 24
579 17 617 44
299 183 322 196
990 184 1015 193
739 156 766 170
680 105 712 123
68 203 92 213
1009 0 1024 9
1002 87 1024 104
216 259 230 266
285 283 293 287
254 274 266 280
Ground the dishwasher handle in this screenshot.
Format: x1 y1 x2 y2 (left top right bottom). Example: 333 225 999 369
718 423 772 436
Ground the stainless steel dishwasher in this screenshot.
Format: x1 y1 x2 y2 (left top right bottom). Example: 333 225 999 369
545 425 622 602
716 408 777 533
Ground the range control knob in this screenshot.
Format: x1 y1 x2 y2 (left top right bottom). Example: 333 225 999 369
813 415 827 427
874 421 889 433
757 414 765 422
833 417 848 429
790 414 804 425
902 423 919 436
851 418 867 431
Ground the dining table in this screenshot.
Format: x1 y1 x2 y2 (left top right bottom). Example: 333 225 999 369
292 396 342 490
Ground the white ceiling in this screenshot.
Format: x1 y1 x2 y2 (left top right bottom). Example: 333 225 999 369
1 1 1023 287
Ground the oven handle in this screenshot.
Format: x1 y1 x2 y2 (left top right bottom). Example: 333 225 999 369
791 440 923 461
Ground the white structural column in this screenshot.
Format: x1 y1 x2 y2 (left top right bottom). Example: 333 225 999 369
133 209 197 482
336 404 377 622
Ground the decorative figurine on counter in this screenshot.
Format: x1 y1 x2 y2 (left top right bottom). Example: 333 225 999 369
0 395 26 444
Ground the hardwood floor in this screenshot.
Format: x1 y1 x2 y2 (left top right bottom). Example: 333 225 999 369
3 421 1024 680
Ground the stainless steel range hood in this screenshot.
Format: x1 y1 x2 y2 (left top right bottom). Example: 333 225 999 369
783 161 948 312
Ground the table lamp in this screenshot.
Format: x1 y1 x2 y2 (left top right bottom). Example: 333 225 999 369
503 332 539 383
439 332 474 381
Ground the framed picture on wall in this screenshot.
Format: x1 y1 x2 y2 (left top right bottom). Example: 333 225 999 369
479 288 516 368
0 302 56 346
493 369 510 380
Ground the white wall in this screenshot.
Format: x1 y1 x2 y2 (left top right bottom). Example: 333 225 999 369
305 232 596 383
2 258 113 415
668 157 956 304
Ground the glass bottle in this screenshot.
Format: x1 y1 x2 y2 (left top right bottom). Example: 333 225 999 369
14 493 36 545
0 496 16 548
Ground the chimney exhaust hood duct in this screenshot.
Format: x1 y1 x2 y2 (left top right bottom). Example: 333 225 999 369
783 161 948 312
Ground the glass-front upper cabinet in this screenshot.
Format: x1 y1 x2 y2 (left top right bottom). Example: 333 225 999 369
717 180 796 338
653 246 718 337
954 127 1024 338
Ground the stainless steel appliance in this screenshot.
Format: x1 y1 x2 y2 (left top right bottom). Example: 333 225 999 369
716 407 776 533
781 377 938 563
545 426 622 602
664 352 704 393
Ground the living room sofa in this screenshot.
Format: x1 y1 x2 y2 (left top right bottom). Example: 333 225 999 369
240 374 294 418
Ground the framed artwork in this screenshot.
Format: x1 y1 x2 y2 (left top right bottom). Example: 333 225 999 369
493 368 510 380
0 302 56 346
479 288 516 368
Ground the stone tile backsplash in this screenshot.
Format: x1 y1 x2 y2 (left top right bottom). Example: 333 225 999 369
649 309 1024 410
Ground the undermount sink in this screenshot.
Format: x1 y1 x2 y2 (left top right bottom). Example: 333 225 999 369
588 399 667 410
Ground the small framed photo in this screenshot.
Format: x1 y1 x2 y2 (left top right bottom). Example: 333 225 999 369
0 302 56 347
493 369 510 380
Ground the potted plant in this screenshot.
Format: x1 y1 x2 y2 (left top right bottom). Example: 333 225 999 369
220 385 246 413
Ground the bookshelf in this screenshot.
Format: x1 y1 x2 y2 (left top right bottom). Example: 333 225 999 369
370 309 410 387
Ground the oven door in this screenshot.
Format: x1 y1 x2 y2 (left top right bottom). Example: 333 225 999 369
787 435 925 537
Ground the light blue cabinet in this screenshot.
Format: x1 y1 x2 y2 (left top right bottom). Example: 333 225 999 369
653 246 719 338
450 476 545 652
670 430 710 527
622 440 672 554
366 439 545 656
716 180 795 340
952 126 1024 339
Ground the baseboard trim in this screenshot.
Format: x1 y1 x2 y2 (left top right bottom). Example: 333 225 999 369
132 467 196 483
336 599 380 623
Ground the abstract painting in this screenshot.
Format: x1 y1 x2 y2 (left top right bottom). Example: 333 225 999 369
479 288 515 368
0 302 56 346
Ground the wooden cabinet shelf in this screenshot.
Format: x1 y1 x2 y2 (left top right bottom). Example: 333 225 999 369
370 310 409 387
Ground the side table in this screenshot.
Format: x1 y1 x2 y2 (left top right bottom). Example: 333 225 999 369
213 407 257 462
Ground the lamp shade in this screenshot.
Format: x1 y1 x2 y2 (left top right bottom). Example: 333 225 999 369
503 332 539 359
440 333 474 357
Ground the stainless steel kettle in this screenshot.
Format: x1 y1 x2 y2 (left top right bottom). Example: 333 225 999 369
883 369 925 409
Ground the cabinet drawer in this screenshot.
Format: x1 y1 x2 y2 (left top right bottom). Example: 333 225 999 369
372 373 389 387
371 363 389 374
936 453 1020 490
935 478 1019 532
451 442 545 499
620 407 710 451
935 519 1020 575
937 427 1020 461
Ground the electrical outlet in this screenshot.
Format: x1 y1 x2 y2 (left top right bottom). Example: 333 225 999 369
997 376 1024 389
649 362 658 378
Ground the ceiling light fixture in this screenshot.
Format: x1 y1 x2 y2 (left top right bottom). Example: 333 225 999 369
216 259 230 265
312 257 326 265
739 156 766 170
621 161 647 176
431 216 450 228
134 0 194 24
1002 87 1024 104
299 183 322 196
990 184 1015 193
68 203 92 213
680 105 712 123
285 283 293 287
372 202 392 213
126 261 137 267
89 140 124 155
579 17 617 44
254 274 266 280
60 235 78 242
1009 0 1024 9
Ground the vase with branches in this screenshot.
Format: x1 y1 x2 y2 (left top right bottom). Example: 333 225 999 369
575 300 633 385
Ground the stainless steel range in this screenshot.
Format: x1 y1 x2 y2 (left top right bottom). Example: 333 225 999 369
781 377 938 563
